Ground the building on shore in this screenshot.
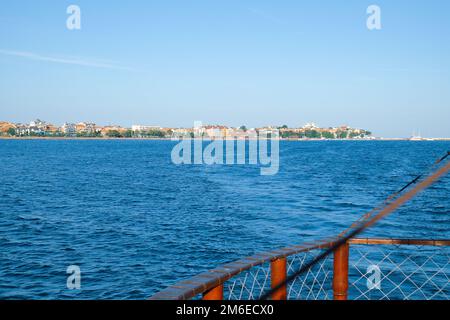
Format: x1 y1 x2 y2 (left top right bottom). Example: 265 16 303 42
100 126 129 137
75 122 97 135
171 128 193 138
62 123 77 136
202 125 228 138
14 124 28 136
131 125 162 132
0 121 16 135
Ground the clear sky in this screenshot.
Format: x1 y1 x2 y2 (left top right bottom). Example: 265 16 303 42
1 0 449 137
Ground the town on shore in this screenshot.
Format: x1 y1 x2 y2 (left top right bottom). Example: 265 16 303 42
0 119 376 140
1 119 448 141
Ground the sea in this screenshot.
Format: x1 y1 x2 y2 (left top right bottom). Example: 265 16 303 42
0 140 449 299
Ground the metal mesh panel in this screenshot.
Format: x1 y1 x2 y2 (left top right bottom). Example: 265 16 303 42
287 248 333 300
224 248 333 300
349 244 449 300
225 262 271 300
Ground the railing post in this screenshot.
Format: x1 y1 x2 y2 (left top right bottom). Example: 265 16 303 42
271 257 287 300
333 242 349 300
203 284 223 300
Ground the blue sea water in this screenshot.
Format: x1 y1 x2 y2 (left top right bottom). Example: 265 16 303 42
0 140 449 299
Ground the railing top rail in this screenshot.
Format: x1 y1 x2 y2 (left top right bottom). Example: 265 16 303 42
348 238 450 246
149 238 450 300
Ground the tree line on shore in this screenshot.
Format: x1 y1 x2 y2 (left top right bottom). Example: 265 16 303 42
279 129 372 139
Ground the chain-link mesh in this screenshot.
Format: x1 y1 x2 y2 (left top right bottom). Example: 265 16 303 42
348 244 449 300
287 249 333 300
225 261 271 300
224 248 333 300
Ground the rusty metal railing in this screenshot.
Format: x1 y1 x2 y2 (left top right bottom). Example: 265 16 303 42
149 238 449 300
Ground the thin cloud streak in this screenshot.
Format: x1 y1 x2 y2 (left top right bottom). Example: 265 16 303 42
0 49 134 71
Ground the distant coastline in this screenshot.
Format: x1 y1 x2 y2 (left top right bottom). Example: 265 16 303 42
1 119 449 141
1 136 449 141
1 120 373 140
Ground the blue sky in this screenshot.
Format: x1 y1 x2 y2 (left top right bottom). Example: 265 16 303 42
1 0 449 137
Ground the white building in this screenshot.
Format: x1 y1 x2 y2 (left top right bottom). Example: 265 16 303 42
29 119 47 128
76 122 97 134
26 119 48 134
303 122 318 129
131 125 162 132
15 124 29 136
62 123 76 136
